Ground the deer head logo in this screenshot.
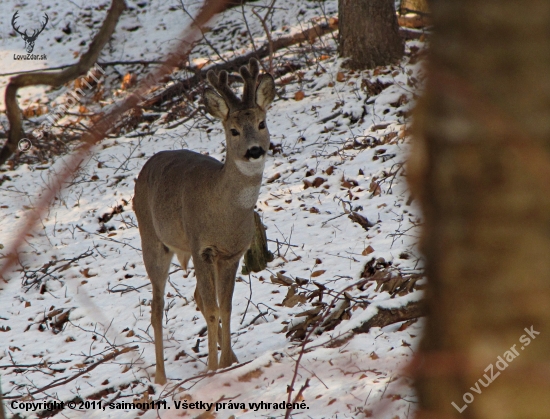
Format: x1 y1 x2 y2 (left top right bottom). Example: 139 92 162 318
12 11 48 53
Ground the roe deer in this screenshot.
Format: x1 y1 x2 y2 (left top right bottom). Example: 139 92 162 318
133 59 275 384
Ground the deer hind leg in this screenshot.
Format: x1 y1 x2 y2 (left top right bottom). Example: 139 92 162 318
142 240 173 385
193 247 221 370
217 258 239 368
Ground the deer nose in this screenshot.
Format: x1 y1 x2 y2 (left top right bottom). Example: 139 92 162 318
245 146 265 160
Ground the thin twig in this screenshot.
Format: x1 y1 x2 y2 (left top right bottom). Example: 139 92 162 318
3 346 138 400
251 0 276 73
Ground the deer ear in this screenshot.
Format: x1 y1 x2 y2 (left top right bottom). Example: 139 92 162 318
204 88 229 120
256 74 276 110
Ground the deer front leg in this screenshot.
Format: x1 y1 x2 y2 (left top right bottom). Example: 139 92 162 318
194 248 220 370
217 258 239 368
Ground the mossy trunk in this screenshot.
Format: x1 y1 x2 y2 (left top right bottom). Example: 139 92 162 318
242 211 273 274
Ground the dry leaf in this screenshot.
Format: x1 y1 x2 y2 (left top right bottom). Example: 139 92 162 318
312 177 326 187
267 173 281 183
294 90 305 101
238 368 263 382
271 272 294 286
80 268 97 278
336 72 346 82
369 180 382 196
362 246 375 256
282 286 307 307
121 73 137 90
311 270 326 278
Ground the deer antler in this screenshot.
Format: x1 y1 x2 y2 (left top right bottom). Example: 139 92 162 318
12 11 26 37
206 69 241 111
239 58 260 108
206 59 262 112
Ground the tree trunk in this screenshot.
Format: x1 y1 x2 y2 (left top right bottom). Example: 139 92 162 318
338 0 404 70
242 211 273 274
409 1 550 418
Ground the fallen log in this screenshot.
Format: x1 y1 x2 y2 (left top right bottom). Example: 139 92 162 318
353 300 425 334
143 18 339 108
144 18 426 109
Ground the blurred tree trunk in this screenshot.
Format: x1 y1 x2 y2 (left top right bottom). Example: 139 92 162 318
409 1 550 418
338 0 404 69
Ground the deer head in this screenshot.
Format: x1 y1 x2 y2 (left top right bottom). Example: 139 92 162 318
12 11 48 53
204 59 276 175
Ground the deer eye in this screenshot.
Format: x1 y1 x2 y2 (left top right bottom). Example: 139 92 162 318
230 129 240 136
258 121 266 129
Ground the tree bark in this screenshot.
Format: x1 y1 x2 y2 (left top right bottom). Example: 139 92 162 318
338 0 404 70
409 1 550 418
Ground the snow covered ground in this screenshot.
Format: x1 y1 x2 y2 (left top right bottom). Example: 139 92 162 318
1 1 425 418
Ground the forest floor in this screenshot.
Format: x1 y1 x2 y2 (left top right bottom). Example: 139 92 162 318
0 1 427 418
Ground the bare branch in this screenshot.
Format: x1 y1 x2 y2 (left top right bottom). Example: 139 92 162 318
2 0 127 166
2 346 138 400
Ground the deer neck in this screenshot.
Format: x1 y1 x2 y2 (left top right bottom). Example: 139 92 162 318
219 151 265 210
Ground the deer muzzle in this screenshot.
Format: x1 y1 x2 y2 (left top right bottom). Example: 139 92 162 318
245 146 265 160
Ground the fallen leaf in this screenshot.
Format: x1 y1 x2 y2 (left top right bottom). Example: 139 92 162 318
311 270 326 278
336 72 346 82
271 272 294 286
294 91 305 101
267 172 281 183
81 268 97 278
312 177 326 187
238 368 263 382
349 212 374 231
362 246 375 256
